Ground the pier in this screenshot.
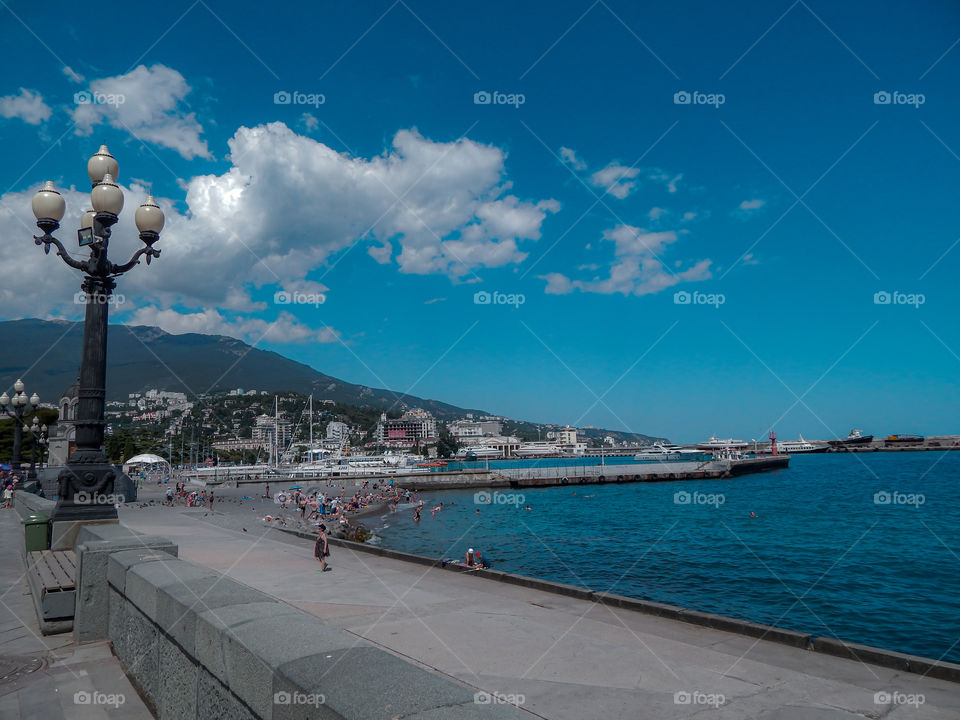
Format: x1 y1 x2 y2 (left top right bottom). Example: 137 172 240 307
198 455 789 491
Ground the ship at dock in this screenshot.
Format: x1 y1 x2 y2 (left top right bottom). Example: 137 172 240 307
828 429 874 447
696 435 749 451
634 442 706 461
775 435 829 454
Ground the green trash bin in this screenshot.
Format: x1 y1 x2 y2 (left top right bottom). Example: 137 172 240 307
22 513 50 552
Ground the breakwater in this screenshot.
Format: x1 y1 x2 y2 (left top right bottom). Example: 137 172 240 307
212 455 787 491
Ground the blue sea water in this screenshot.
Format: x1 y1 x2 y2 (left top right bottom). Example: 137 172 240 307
375 452 960 662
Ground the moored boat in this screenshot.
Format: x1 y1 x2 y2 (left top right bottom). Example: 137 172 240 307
828 429 874 447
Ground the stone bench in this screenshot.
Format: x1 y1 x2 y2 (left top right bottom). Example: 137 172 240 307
25 549 76 634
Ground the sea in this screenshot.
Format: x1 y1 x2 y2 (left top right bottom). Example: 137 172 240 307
374 451 960 663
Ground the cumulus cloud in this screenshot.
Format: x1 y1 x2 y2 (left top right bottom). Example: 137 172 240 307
128 307 339 344
0 88 51 125
62 66 84 83
2 122 556 343
738 198 765 211
559 146 586 170
299 112 319 132
590 163 641 199
540 224 711 297
71 64 211 160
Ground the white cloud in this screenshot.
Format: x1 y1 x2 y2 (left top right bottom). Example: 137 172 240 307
71 64 211 160
648 207 667 221
1 123 556 343
541 224 711 296
0 88 51 125
590 163 641 199
299 112 319 132
128 307 338 344
738 198 765 211
62 66 84 83
559 146 586 170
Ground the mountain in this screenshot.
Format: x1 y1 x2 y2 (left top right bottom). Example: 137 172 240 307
0 319 664 442
0 319 484 420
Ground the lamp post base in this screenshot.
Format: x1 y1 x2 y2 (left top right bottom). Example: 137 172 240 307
49 449 120 524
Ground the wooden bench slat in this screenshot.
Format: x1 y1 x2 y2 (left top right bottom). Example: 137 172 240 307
27 550 76 591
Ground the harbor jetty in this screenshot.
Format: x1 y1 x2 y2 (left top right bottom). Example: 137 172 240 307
187 454 788 490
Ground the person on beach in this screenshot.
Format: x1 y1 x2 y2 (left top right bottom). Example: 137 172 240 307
3 484 13 509
413 506 421 522
315 524 330 571
208 490 214 511
465 548 475 566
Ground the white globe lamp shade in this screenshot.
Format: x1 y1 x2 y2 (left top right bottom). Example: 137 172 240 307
135 195 165 234
32 181 66 222
91 173 123 214
87 145 119 184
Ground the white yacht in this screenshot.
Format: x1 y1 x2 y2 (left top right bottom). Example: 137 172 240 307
513 441 562 457
456 446 504 459
634 443 704 460
774 435 828 454
697 435 749 450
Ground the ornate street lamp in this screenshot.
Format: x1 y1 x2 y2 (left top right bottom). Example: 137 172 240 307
0 378 39 478
32 145 164 522
28 416 49 479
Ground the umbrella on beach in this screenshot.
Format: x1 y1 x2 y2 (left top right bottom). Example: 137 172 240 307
0 464 11 471
288 485 302 490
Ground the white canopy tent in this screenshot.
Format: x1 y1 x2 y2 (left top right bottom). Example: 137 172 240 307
123 453 171 485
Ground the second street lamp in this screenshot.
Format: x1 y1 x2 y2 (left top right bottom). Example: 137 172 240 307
0 379 39 479
32 145 164 526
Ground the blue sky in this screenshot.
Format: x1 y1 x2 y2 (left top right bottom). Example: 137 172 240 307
1 0 958 442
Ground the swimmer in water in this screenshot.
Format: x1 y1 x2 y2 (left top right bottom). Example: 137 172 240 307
749 511 758 518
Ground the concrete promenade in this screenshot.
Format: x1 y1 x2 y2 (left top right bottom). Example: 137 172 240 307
0 510 152 719
121 500 960 720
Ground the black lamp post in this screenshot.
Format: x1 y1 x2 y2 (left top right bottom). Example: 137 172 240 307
0 379 40 478
28 416 48 479
31 145 164 522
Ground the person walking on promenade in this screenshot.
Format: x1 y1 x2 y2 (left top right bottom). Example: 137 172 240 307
208 490 214 511
3 484 13 509
315 524 330 572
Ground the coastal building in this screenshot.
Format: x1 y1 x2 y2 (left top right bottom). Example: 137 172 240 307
47 381 80 466
326 421 349 442
375 408 437 445
557 425 578 444
448 419 503 438
252 414 293 449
